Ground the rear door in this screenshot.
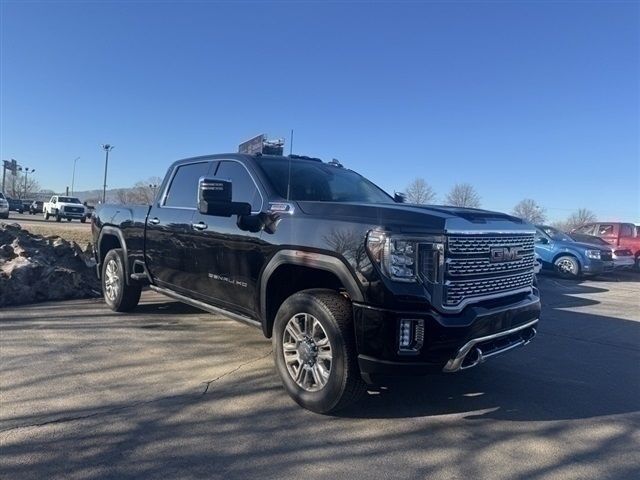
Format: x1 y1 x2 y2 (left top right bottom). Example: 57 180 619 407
188 160 266 317
145 161 212 295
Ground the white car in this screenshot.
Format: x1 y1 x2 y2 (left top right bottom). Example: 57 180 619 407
0 192 9 219
43 195 87 223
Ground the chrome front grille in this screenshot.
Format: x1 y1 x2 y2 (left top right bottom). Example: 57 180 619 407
445 272 534 306
447 253 535 277
442 232 535 308
448 235 535 255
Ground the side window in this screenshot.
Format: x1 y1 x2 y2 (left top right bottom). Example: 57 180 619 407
164 162 210 208
620 224 634 238
215 161 262 212
573 224 595 235
598 224 614 236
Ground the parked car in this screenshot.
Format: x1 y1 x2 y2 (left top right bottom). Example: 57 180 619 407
43 195 87 222
534 225 614 278
6 197 24 213
84 203 95 220
29 200 44 215
0 192 9 219
569 233 635 270
93 151 540 413
572 222 640 269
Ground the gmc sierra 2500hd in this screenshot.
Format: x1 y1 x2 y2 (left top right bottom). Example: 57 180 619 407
92 153 540 413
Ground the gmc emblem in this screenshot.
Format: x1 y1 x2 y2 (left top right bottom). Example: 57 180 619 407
490 246 523 263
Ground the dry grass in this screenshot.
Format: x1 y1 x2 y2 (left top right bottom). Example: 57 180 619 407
20 224 93 248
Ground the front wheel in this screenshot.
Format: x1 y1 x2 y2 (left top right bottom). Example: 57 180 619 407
44 211 50 220
102 248 141 312
273 289 366 414
554 255 581 279
81 217 87 223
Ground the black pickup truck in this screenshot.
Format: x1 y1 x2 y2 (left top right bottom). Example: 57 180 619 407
92 153 540 413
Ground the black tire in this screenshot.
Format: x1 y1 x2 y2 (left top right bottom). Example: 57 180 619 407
554 255 581 279
44 211 50 220
81 217 87 223
273 289 366 414
102 248 141 312
56 214 61 222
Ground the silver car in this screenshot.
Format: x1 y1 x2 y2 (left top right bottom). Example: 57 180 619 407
0 192 9 219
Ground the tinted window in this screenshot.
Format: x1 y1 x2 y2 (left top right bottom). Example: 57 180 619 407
58 197 81 204
257 157 394 203
573 224 596 235
164 162 210 208
598 224 614 236
215 161 262 212
620 224 634 238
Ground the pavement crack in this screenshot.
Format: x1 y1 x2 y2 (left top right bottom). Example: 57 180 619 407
1 349 273 435
201 349 272 395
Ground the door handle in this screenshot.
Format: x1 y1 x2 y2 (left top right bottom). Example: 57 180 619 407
192 221 208 231
149 217 160 225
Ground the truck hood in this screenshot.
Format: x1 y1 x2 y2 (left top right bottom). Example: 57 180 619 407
296 201 534 234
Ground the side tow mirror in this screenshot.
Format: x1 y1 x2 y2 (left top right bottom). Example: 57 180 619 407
198 178 251 217
394 192 407 203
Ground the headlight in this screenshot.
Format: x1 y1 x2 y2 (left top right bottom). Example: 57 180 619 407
366 231 444 283
585 249 601 260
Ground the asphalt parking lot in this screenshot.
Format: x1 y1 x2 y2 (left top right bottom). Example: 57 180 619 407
1 273 639 480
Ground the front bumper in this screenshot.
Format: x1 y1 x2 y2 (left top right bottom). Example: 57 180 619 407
353 291 540 376
613 257 635 269
582 259 615 274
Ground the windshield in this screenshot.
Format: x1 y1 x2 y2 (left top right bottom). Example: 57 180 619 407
569 233 608 246
539 226 574 242
58 197 81 204
257 158 394 204
0 193 5 199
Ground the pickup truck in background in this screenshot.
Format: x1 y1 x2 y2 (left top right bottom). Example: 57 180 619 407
43 195 88 222
572 222 640 270
0 192 9 219
92 152 541 413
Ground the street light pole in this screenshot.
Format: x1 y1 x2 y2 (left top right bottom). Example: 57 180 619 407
71 157 80 195
101 144 114 203
18 167 35 199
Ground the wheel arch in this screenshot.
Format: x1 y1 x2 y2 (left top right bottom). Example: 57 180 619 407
259 250 364 338
97 226 129 282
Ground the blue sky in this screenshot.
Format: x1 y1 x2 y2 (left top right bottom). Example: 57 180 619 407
1 1 638 220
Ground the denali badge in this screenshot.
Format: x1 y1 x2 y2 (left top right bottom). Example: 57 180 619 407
490 246 523 262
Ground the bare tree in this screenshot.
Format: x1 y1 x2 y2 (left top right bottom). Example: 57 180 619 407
130 176 163 204
512 199 546 224
444 183 481 208
405 178 437 204
6 172 41 200
564 208 597 231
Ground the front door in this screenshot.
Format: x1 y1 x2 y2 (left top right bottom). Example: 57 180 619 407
145 160 212 295
188 160 266 318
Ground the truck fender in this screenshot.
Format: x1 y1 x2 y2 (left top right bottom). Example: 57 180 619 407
259 249 364 336
97 226 130 282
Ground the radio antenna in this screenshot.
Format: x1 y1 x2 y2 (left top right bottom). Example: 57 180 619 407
286 129 294 200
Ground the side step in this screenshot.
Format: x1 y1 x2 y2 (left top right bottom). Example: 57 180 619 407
148 285 261 329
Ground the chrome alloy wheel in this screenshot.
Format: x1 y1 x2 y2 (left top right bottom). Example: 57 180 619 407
104 258 121 301
282 313 333 392
556 258 578 275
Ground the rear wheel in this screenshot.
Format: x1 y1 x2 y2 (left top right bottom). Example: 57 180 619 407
273 289 366 414
102 248 141 312
554 255 580 279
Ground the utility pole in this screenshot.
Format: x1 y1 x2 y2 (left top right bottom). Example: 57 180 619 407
71 157 80 195
101 144 114 203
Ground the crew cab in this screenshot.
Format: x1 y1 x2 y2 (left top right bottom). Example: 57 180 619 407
43 195 87 222
92 153 541 413
535 225 614 278
572 222 640 269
